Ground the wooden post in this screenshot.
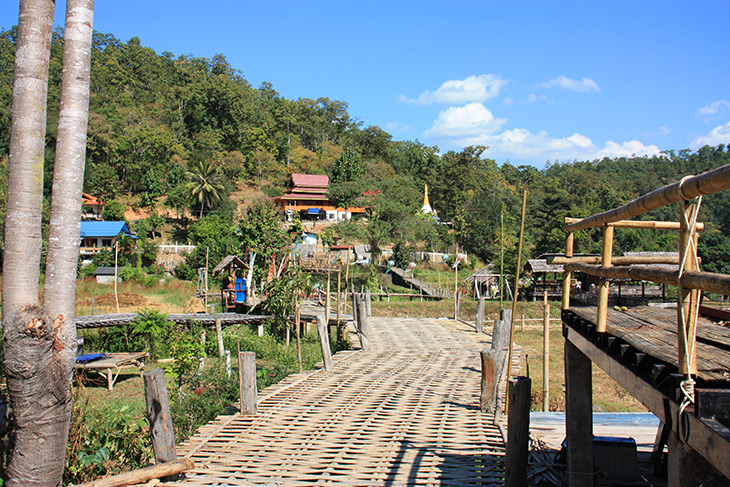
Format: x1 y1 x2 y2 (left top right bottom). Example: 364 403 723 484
505 376 531 487
325 271 331 325
337 269 342 324
238 351 257 415
542 291 550 412
143 369 176 465
316 314 333 371
678 200 699 375
562 231 574 310
596 225 614 333
453 260 459 319
480 349 500 413
358 294 370 351
215 317 224 358
565 340 594 487
365 288 372 317
74 459 195 487
476 297 485 333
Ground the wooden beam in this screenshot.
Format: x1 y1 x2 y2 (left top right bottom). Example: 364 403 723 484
74 458 194 487
565 163 730 232
564 325 730 480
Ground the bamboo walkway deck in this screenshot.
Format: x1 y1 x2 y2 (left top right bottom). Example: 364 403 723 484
170 317 518 486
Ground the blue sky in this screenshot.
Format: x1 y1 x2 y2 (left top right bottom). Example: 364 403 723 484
2 1 729 167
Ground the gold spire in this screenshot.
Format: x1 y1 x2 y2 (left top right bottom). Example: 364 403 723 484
422 184 433 214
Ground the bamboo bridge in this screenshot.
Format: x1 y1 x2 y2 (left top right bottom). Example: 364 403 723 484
168 316 520 486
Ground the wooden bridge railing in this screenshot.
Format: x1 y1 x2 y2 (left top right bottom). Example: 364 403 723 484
560 163 730 375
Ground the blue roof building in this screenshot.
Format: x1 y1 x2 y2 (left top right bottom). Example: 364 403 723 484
79 221 135 261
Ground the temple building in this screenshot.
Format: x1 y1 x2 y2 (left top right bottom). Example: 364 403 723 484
274 173 365 222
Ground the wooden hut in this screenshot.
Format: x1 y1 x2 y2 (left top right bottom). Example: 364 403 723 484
464 264 510 299
212 255 249 312
525 254 565 300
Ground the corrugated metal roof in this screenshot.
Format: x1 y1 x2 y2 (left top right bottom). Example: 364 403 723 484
292 174 329 187
80 221 132 238
526 259 564 273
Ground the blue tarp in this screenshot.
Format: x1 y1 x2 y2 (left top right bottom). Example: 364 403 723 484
307 208 320 214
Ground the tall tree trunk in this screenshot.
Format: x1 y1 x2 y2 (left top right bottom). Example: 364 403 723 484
40 1 94 484
2 0 54 316
3 1 95 485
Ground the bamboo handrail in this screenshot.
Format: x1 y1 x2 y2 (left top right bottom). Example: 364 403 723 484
564 217 705 231
549 255 688 265
565 163 730 232
564 262 730 296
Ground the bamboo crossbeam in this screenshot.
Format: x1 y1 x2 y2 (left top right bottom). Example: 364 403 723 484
549 255 684 265
564 163 730 232
564 217 705 231
564 262 730 296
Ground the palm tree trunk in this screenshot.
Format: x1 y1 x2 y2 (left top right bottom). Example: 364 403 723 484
2 0 54 316
3 1 95 485
40 2 94 483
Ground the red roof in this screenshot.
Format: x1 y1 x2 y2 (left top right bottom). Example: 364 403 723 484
292 174 329 188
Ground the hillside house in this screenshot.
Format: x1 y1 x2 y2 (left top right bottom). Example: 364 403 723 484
274 174 365 222
81 193 104 220
79 221 135 263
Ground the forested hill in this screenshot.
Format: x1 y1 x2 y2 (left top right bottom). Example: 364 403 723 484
0 28 729 274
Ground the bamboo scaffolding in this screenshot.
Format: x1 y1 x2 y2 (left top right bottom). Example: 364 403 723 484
564 163 730 232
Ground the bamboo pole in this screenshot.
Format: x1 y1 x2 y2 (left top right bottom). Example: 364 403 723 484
596 225 614 333
506 184 528 415
337 268 341 323
550 255 688 265
563 263 730 296
565 163 730 232
564 217 704 231
678 200 699 375
542 291 550 412
561 232 574 311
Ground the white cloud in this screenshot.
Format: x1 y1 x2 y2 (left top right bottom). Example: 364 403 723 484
527 93 550 104
539 75 601 93
690 122 730 149
503 97 514 105
595 140 661 159
696 100 730 118
424 103 507 138
398 74 507 105
424 112 660 164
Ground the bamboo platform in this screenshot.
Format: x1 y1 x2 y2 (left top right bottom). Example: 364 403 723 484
569 305 730 383
170 317 520 486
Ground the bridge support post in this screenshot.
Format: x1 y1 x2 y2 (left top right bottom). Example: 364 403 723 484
565 340 594 487
480 349 500 413
317 314 333 370
476 297 485 333
144 369 177 466
357 294 370 351
667 430 727 487
238 351 257 415
506 376 531 487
